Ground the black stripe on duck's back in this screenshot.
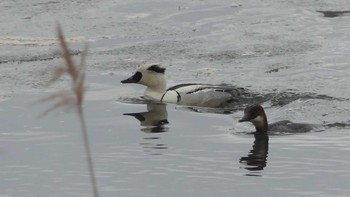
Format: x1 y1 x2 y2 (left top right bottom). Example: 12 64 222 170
185 85 244 94
186 87 213 94
168 84 218 95
166 83 203 91
167 83 245 95
215 86 246 93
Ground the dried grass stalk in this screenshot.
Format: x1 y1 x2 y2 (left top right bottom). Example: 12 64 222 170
39 24 99 197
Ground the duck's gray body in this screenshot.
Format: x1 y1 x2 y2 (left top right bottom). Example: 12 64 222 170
239 104 319 134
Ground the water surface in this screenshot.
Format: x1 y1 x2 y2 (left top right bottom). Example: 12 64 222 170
1 0 350 197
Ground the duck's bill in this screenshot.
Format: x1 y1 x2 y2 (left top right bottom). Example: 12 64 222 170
121 72 142 84
121 76 136 83
238 116 249 122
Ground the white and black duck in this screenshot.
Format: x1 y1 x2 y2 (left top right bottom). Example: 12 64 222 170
121 63 247 108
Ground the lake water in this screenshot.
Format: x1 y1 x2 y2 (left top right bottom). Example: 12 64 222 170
1 0 350 197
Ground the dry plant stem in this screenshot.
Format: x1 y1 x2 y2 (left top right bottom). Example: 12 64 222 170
77 105 99 197
55 25 99 197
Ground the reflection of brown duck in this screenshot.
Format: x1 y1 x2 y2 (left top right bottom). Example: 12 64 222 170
123 103 169 133
239 104 317 134
237 104 318 175
240 133 269 173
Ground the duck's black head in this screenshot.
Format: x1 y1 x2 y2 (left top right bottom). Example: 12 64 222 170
239 104 268 133
239 104 265 122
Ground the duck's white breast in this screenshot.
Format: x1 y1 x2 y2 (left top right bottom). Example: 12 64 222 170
161 90 180 104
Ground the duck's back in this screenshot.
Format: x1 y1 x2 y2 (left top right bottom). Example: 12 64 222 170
163 83 241 107
269 120 317 134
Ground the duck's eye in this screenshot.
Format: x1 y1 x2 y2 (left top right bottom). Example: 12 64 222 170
133 71 142 82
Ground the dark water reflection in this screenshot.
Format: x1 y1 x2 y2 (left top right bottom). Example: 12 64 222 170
240 133 269 176
124 102 270 175
121 99 349 177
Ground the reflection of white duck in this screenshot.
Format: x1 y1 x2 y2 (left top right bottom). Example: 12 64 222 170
123 103 169 133
239 104 318 133
121 63 245 108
